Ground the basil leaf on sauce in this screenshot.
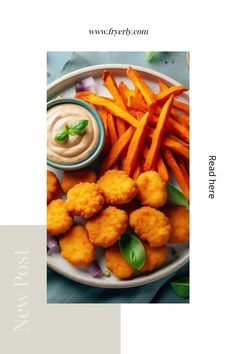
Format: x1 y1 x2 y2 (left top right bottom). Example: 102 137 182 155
70 120 88 135
54 129 69 143
119 231 145 270
170 276 189 298
167 183 189 208
54 120 89 142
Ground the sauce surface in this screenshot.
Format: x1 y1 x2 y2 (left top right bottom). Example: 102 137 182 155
47 103 99 164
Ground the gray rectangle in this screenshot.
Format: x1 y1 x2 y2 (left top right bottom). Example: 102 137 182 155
1 226 120 354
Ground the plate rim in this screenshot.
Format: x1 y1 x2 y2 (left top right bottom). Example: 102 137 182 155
47 63 189 289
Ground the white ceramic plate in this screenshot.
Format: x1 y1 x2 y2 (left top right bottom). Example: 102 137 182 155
47 64 189 288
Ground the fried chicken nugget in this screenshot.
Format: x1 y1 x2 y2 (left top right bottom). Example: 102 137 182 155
59 225 95 266
85 206 128 247
164 206 189 243
141 243 168 272
105 245 134 279
97 170 138 205
66 182 104 218
129 207 171 247
47 199 73 235
61 170 97 194
136 171 167 208
47 170 60 204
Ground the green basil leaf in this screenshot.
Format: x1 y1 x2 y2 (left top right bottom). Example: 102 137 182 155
70 119 88 135
171 276 189 298
167 183 189 208
119 231 145 270
54 129 69 143
65 124 70 132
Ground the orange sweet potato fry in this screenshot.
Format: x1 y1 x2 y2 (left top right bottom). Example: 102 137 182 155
159 81 168 92
74 91 95 100
144 95 174 171
173 100 189 114
100 127 135 174
157 153 169 183
127 66 156 106
155 85 187 102
103 71 127 136
132 160 143 180
162 147 189 201
123 112 149 176
171 109 189 127
167 133 189 147
127 95 149 112
99 109 110 155
118 81 135 103
107 112 118 145
176 155 189 186
159 82 189 114
103 71 126 109
87 96 138 128
168 117 189 143
163 136 189 159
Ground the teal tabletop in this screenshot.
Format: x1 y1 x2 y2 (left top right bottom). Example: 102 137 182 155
47 51 189 303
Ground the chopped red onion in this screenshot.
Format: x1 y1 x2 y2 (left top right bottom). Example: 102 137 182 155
81 77 95 91
75 81 85 92
47 236 60 255
75 76 96 93
88 261 103 278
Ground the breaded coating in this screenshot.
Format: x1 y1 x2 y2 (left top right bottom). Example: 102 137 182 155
164 206 189 243
141 243 168 272
61 170 97 194
136 171 167 208
66 182 104 218
59 225 95 265
47 199 73 235
105 245 134 279
85 206 128 247
97 170 138 205
47 170 60 204
129 207 171 247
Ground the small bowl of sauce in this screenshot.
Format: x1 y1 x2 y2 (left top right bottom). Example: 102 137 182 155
47 98 104 170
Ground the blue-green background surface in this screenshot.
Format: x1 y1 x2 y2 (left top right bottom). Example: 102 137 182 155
47 51 189 303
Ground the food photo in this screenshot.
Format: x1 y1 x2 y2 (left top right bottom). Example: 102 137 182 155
47 52 190 303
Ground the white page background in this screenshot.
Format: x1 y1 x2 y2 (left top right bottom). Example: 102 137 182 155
1 1 235 353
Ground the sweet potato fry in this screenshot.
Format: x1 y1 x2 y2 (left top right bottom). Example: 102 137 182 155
163 136 189 159
103 70 126 109
167 133 189 147
162 147 189 201
155 85 187 102
173 100 189 114
107 112 118 145
168 117 189 143
127 95 149 112
87 96 138 128
157 153 169 183
127 66 156 106
123 112 149 176
132 160 143 180
100 127 135 174
144 95 174 171
159 81 168 92
171 109 189 127
118 81 135 103
74 91 95 100
176 155 189 186
99 108 110 155
103 71 127 136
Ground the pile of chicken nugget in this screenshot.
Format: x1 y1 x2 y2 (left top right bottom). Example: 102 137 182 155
47 168 189 279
